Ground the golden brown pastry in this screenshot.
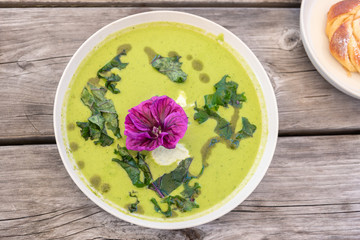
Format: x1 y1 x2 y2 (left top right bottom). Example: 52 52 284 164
326 0 360 72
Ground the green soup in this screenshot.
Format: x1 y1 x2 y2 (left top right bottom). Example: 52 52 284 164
64 22 266 222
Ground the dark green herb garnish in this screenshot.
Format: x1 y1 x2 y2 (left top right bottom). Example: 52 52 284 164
194 103 233 140
76 83 121 146
204 75 246 111
193 105 209 124
235 117 257 140
181 181 201 200
112 150 199 216
194 75 256 150
150 195 199 218
151 55 187 83
97 50 128 94
230 117 257 148
128 191 140 213
149 158 193 198
112 145 152 188
150 198 172 217
170 195 199 212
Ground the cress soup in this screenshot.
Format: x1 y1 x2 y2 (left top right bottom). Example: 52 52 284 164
63 22 267 222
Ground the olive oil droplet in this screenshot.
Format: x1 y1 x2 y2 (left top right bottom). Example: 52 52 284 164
168 51 179 57
192 59 203 71
101 183 111 193
67 123 75 131
199 73 210 83
70 142 79 151
77 161 85 169
90 175 101 188
118 44 132 54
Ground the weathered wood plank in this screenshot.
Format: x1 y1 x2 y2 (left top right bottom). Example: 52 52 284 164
1 8 360 141
0 0 301 8
1 136 360 239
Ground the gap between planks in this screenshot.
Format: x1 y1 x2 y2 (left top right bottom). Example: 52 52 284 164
0 1 301 8
3 131 360 146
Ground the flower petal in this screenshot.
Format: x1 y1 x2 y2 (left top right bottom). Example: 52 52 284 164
128 99 157 128
124 114 146 135
163 112 188 135
162 112 188 148
125 113 150 132
126 134 163 151
124 95 188 151
150 95 177 123
125 130 152 141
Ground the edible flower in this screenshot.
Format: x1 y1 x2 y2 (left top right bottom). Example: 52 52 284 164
124 96 188 151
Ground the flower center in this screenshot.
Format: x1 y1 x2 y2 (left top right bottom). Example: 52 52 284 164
152 126 161 137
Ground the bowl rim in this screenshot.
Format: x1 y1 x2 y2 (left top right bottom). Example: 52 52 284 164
300 0 360 100
54 10 279 229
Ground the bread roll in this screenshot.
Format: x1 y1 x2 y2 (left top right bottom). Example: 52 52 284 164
326 0 360 72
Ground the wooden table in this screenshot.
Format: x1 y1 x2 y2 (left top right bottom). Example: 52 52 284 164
1 0 360 239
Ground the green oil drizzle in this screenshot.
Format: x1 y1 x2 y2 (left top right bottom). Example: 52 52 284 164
144 47 156 63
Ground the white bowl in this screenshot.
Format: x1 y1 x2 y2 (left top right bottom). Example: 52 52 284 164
54 11 278 229
301 0 360 99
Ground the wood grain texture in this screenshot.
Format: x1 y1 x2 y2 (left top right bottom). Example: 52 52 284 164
0 0 301 8
1 7 360 142
1 135 360 239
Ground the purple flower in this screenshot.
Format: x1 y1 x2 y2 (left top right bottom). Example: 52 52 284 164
124 96 188 151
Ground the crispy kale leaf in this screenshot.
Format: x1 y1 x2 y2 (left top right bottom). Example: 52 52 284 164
204 75 246 111
148 158 193 198
193 106 209 124
150 195 199 218
76 83 121 146
230 117 257 148
181 181 201 200
112 145 152 188
128 191 140 213
97 50 128 94
150 198 172 217
235 117 257 140
170 195 199 212
194 75 256 149
151 55 187 83
150 177 201 217
194 103 233 140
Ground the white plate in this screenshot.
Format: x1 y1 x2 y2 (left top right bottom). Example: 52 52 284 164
301 0 360 99
54 11 278 229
